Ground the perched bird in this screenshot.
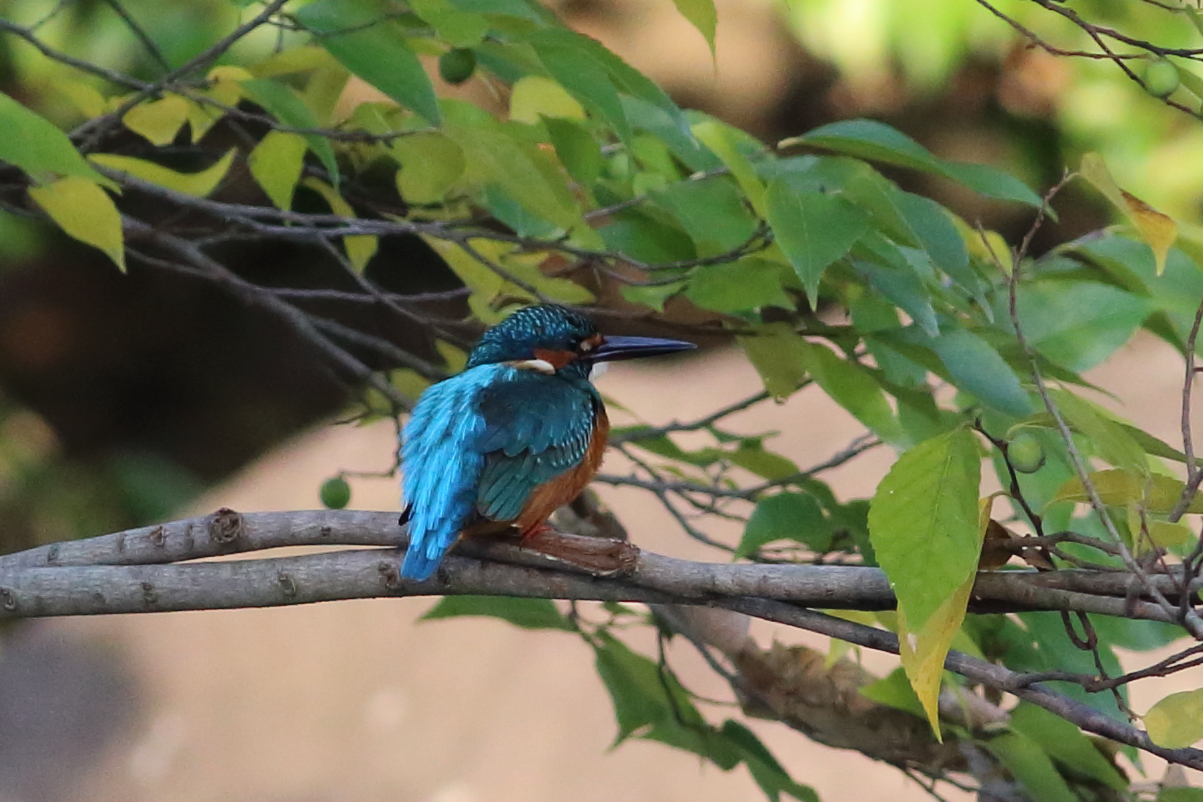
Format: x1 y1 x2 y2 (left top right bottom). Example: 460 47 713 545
399 304 695 580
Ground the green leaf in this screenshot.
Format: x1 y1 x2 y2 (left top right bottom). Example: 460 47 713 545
853 261 939 338
986 732 1078 802
592 630 703 742
408 0 489 46
737 492 830 557
869 427 982 633
421 595 574 630
90 149 237 199
719 720 819 802
1049 468 1203 513
893 191 974 291
785 119 1042 207
528 36 630 141
545 118 605 186
737 322 810 400
1048 388 1148 475
766 181 868 306
686 258 793 313
294 0 441 125
240 79 340 186
655 177 757 253
29 176 125 271
1160 789 1203 802
247 131 309 210
692 119 767 215
0 92 113 187
447 123 581 231
929 329 1032 418
1000 280 1154 372
525 30 688 140
670 0 717 56
800 342 905 445
393 132 466 204
858 667 926 718
1008 703 1127 791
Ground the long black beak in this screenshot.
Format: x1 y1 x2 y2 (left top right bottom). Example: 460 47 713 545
587 335 696 363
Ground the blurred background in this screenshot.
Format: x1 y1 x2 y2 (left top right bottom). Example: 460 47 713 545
1 0 1202 799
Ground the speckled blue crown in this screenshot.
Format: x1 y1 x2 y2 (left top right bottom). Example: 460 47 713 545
467 305 597 368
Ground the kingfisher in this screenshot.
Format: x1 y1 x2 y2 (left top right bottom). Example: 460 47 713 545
399 304 695 580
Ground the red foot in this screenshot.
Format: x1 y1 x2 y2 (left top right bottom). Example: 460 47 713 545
520 527 638 576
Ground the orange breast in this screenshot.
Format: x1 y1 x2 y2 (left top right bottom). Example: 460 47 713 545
515 406 609 535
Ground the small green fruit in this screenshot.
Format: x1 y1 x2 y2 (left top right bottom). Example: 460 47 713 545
1007 431 1046 474
1144 58 1180 98
439 49 477 85
320 476 352 509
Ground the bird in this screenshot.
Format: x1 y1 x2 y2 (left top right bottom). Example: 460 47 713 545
398 304 695 581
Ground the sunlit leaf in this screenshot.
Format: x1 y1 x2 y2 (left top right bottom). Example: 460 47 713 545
509 75 587 123
1145 688 1203 748
122 93 190 146
295 0 441 125
301 177 378 272
58 81 106 118
90 149 236 198
670 0 717 56
897 576 974 736
248 131 308 210
545 118 605 185
529 35 630 141
1081 153 1177 275
0 92 113 187
28 176 125 271
241 78 340 186
421 595 574 629
393 132 466 205
1050 469 1203 513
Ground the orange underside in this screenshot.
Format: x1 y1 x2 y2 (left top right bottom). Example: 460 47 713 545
464 407 609 540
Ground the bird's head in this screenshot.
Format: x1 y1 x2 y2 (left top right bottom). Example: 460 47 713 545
466 304 695 378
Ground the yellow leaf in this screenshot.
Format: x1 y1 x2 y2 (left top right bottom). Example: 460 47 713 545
1145 688 1203 748
248 132 308 210
185 99 223 143
250 46 338 78
898 577 974 740
393 133 465 205
59 82 106 118
122 94 191 146
509 76 586 124
29 176 125 271
207 66 254 100
304 66 351 126
420 237 530 323
435 340 468 372
89 150 236 198
300 177 378 272
1080 153 1177 275
1051 468 1203 513
1149 520 1193 548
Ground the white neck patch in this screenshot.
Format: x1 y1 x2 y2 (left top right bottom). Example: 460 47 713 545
513 358 557 375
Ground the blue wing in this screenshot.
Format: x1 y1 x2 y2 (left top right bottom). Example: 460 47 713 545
399 365 596 580
472 370 597 522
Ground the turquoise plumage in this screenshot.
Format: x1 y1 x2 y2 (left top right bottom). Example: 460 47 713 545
399 305 694 580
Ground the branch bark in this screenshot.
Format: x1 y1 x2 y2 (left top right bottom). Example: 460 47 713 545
0 509 1199 771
